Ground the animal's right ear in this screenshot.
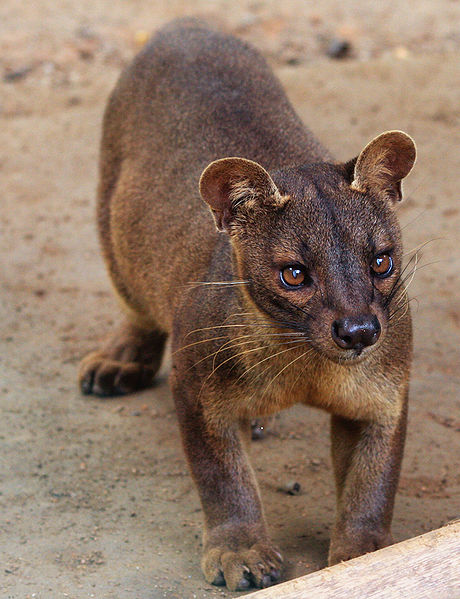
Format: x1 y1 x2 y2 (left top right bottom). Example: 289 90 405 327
199 157 282 233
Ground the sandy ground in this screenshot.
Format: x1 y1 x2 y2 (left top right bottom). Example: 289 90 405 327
1 2 460 598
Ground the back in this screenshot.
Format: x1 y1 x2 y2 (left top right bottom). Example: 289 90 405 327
98 19 330 327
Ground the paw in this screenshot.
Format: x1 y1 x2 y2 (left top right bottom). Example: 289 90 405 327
79 351 154 397
328 530 393 565
202 542 283 591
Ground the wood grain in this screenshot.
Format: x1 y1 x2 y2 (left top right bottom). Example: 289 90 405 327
251 521 460 598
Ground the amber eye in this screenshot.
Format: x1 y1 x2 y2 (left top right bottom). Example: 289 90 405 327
280 265 307 288
371 254 393 278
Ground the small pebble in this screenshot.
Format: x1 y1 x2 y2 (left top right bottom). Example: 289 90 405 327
67 95 82 106
76 25 97 40
285 55 301 66
310 458 321 471
4 66 33 82
251 421 265 440
134 30 149 46
327 39 352 59
238 14 259 29
394 45 410 60
279 481 301 495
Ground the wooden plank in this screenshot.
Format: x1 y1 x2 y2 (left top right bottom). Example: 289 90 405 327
250 521 460 598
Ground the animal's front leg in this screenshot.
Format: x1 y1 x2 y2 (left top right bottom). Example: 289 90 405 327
328 398 407 564
172 381 282 591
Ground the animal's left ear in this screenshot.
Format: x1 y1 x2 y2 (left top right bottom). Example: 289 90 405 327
348 130 417 202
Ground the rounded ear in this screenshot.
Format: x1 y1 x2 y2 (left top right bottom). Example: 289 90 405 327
199 157 280 232
351 130 417 202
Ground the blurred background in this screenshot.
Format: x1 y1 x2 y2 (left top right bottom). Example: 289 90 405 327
1 2 459 598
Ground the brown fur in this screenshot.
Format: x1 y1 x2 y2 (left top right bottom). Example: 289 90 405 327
79 18 416 591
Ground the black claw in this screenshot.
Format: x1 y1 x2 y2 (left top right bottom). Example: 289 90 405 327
81 373 94 395
261 574 273 588
270 568 280 581
236 577 251 590
211 571 225 586
92 384 111 397
113 385 130 396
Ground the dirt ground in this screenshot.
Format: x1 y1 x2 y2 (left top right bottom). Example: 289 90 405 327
1 2 460 598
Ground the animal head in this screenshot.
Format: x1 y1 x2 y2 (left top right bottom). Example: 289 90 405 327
199 131 416 363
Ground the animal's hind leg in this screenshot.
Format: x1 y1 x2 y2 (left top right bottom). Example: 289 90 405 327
79 320 167 397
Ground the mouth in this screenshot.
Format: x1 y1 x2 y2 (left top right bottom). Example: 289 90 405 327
320 343 378 365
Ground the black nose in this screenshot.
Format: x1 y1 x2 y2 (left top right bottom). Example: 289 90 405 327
331 315 381 351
